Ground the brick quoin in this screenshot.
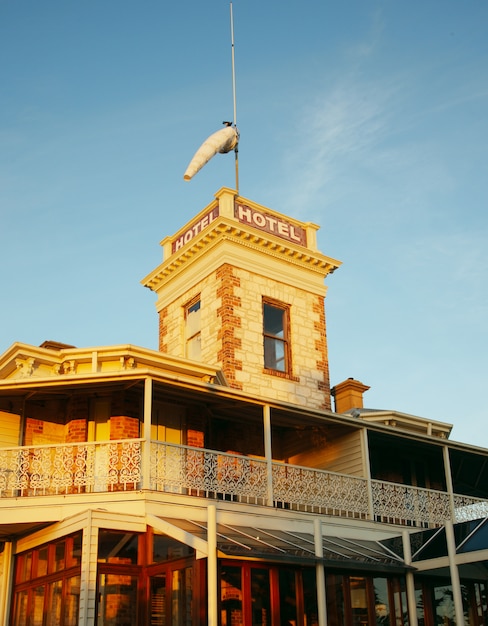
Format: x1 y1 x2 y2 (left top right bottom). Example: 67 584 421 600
313 296 332 410
158 307 169 352
216 264 243 390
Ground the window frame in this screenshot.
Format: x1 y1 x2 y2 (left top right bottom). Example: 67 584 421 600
184 296 202 361
262 298 291 375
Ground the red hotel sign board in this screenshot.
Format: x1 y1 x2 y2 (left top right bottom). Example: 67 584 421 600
234 203 307 246
171 202 307 254
172 208 220 253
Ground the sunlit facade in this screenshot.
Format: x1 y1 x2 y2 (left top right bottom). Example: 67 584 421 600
0 189 487 626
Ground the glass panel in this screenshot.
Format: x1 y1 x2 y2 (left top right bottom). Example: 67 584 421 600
350 576 368 626
303 568 319 626
414 584 425 626
152 535 193 563
150 574 166 626
221 565 242 626
64 575 81 626
171 568 192 626
32 585 46 626
434 585 455 626
98 573 138 626
53 541 66 572
251 568 270 626
263 304 284 337
264 337 285 371
98 530 139 564
17 551 32 583
186 301 201 336
37 547 48 578
12 589 28 626
186 300 201 361
70 532 82 567
279 569 297 626
326 573 345 626
373 577 390 626
46 580 63 626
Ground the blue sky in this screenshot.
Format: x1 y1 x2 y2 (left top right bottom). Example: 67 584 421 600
1 1 487 447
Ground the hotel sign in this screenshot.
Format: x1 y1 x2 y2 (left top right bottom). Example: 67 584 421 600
235 203 307 246
172 207 220 253
171 202 307 254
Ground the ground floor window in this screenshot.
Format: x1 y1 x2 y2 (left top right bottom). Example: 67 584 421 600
220 561 318 626
10 533 82 626
326 572 407 626
415 577 488 626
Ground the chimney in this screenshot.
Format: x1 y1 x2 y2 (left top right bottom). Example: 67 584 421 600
331 378 370 414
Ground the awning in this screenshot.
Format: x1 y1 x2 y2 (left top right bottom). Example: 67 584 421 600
147 515 410 573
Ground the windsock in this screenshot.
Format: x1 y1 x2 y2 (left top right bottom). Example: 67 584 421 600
184 125 239 181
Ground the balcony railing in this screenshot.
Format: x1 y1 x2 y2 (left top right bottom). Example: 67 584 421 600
1 440 487 528
0 440 142 496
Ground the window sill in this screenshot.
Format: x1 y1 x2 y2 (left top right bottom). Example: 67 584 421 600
263 368 299 382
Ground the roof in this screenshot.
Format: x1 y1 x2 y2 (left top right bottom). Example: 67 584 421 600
151 517 410 573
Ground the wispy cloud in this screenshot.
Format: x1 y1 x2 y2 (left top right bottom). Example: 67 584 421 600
280 73 401 213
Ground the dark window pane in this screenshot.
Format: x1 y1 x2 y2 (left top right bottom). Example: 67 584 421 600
263 304 284 337
98 530 139 564
251 568 270 626
150 574 166 626
221 566 242 626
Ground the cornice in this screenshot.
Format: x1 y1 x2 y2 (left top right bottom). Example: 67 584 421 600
142 218 341 292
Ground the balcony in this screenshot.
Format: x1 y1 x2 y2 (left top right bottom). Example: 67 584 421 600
0 440 487 529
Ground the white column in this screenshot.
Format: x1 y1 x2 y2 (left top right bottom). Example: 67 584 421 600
0 541 13 624
143 377 153 490
263 404 274 506
360 429 374 520
314 518 327 626
445 520 465 626
207 504 218 626
402 530 418 626
79 511 99 626
443 445 456 521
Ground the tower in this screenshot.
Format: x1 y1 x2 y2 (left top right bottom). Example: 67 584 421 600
142 188 341 410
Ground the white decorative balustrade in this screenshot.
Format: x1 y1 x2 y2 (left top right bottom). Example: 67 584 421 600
0 440 142 496
0 440 487 529
150 444 269 503
372 480 452 527
271 463 370 518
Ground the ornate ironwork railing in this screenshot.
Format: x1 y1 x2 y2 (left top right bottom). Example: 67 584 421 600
372 480 452 527
371 480 488 527
1 440 487 529
272 462 370 518
150 443 269 504
0 439 142 496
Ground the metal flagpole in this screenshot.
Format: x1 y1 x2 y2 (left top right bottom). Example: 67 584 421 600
230 1 239 194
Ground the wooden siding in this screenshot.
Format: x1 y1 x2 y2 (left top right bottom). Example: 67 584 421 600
0 411 20 447
287 430 364 477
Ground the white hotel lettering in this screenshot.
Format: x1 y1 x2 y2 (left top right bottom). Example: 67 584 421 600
172 208 219 253
236 204 306 246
